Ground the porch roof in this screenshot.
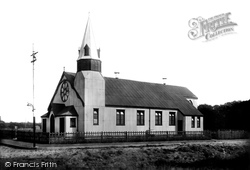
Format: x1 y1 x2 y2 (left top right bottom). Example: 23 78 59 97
41 106 78 118
55 106 78 117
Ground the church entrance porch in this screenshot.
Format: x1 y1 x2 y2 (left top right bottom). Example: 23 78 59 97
59 117 65 133
178 120 183 132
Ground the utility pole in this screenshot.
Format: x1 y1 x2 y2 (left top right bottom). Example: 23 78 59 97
30 44 38 148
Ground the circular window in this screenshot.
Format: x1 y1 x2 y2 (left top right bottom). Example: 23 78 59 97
60 81 69 102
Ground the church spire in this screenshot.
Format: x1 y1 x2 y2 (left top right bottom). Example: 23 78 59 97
77 14 101 73
78 14 99 60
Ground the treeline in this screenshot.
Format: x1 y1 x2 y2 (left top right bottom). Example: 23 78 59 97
0 122 41 130
198 100 250 131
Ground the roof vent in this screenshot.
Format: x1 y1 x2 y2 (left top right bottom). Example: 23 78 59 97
114 72 120 79
162 78 167 85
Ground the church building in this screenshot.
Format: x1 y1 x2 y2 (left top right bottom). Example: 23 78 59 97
41 16 203 133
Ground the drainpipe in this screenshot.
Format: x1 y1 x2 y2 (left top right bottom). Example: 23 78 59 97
149 109 151 132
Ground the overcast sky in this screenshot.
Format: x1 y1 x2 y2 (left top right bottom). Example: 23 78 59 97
0 0 249 123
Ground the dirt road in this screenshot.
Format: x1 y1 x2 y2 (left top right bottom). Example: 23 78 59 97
0 139 249 169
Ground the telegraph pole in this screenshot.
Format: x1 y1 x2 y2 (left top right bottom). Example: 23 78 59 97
30 44 38 148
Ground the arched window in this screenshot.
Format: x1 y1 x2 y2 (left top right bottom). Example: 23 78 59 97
84 44 90 56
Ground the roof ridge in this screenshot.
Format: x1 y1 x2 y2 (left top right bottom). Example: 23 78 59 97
64 71 76 75
63 73 189 90
104 76 187 89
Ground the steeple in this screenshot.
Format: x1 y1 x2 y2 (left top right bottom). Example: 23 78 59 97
78 14 100 60
77 14 101 72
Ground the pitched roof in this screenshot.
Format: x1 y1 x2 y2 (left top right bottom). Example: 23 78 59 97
104 77 202 116
47 72 84 112
41 112 49 118
41 105 78 118
55 106 78 117
63 72 75 87
57 72 202 116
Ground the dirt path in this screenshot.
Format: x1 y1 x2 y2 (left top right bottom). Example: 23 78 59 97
0 139 249 169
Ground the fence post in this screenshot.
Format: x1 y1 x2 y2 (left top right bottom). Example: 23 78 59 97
101 131 103 143
125 131 128 142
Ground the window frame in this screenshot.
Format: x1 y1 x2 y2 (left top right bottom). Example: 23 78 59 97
191 116 195 128
70 118 76 128
197 116 200 128
137 110 145 126
169 112 176 126
93 108 99 125
116 110 125 126
155 111 162 126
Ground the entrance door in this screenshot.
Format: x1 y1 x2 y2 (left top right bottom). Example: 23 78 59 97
178 120 183 132
42 119 46 132
50 114 55 133
59 117 65 133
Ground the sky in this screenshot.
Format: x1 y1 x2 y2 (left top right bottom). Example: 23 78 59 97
0 0 249 123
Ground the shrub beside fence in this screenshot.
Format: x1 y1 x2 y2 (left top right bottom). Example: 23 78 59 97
216 130 249 139
0 129 16 139
17 131 49 144
0 130 49 144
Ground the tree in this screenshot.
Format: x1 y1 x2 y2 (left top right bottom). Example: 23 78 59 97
198 99 250 131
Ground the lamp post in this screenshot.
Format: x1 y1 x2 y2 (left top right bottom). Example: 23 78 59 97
27 102 35 147
28 45 38 148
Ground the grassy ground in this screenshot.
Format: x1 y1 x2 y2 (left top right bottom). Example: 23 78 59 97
0 140 249 169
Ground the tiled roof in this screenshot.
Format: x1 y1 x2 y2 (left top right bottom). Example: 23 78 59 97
104 77 202 116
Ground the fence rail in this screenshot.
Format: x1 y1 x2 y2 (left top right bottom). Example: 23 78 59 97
0 129 249 144
48 131 210 144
